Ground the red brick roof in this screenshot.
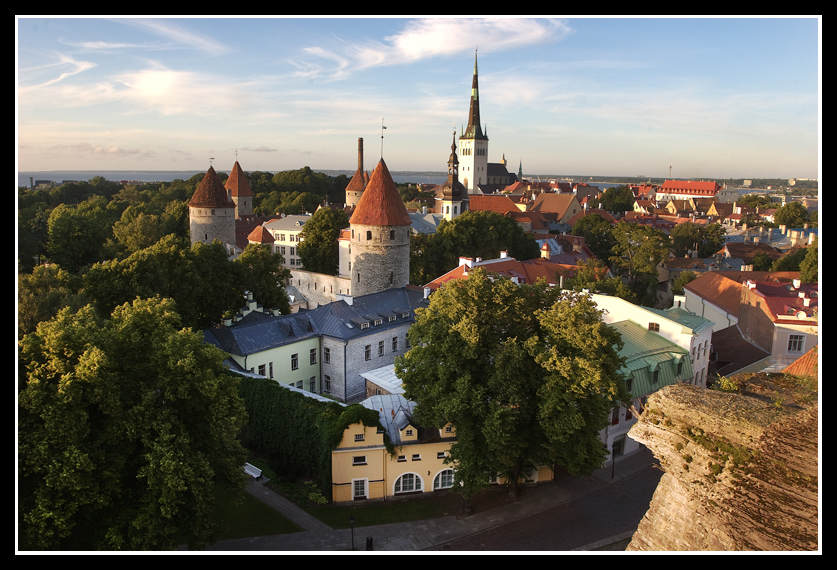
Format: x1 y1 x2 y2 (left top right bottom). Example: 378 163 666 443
345 168 370 194
469 194 521 215
225 161 253 197
247 225 273 243
188 166 236 209
659 180 721 195
782 346 818 378
349 159 412 227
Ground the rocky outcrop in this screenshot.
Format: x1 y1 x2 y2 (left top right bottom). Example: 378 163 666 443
626 374 818 551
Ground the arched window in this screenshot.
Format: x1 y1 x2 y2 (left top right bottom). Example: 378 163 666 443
390 229 395 241
434 469 454 490
394 473 422 494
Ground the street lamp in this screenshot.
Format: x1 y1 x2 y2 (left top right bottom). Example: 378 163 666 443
350 515 355 551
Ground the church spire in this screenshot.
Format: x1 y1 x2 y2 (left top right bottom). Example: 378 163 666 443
463 50 486 140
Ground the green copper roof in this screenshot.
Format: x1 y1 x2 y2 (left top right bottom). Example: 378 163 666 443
609 320 692 398
645 306 714 335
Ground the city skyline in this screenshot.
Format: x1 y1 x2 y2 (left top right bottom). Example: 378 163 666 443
17 17 821 180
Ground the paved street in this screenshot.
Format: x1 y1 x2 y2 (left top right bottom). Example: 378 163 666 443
206 447 661 552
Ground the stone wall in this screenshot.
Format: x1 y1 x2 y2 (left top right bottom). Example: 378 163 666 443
627 376 818 551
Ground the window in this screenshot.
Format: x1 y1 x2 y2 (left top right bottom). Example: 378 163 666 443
378 341 384 356
296 380 303 389
289 247 295 256
291 353 298 370
269 362 273 378
394 473 421 494
405 429 414 437
402 312 410 319
374 319 382 326
388 316 396 322
411 453 420 461
258 364 265 376
397 455 406 462
310 348 317 365
434 470 454 490
353 479 366 500
652 370 659 385
354 433 365 442
625 377 633 392
648 323 660 332
353 456 366 465
677 361 684 376
366 230 372 240
390 229 395 240
437 452 446 459
324 347 330 364
365 345 371 361
392 337 398 352
444 425 453 434
310 378 316 392
324 375 331 392
611 407 620 426
279 233 285 241
788 334 804 353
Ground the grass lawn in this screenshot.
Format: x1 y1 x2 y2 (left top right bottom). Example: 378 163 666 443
214 488 303 541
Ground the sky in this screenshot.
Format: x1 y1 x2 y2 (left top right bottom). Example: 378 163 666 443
16 16 821 180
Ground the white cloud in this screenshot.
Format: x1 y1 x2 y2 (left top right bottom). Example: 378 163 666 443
293 18 572 81
116 19 230 56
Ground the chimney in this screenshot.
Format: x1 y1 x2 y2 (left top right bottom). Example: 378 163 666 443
500 250 508 259
357 138 364 173
459 257 474 268
423 287 431 299
803 297 811 307
793 278 801 289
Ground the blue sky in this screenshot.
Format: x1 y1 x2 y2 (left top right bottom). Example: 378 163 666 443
16 17 821 179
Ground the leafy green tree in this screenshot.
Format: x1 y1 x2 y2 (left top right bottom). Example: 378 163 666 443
750 251 774 271
111 206 166 255
47 198 114 273
409 232 442 286
599 185 635 214
396 269 628 510
18 297 248 550
610 222 670 306
427 210 541 276
563 258 636 302
670 222 726 258
798 238 818 283
234 244 292 313
570 213 616 262
672 270 697 295
84 235 245 330
17 264 87 341
297 207 349 275
773 201 811 228
771 246 809 273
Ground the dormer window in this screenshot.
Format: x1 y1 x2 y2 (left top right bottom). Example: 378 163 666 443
374 319 382 326
648 323 660 332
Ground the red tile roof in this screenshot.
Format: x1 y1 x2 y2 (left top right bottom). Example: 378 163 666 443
531 193 578 217
782 346 818 378
225 161 253 197
469 194 521 215
247 225 273 243
349 159 412 227
188 166 236 209
660 180 722 195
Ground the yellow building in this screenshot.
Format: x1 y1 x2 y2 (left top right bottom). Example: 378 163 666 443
331 395 458 502
331 393 557 502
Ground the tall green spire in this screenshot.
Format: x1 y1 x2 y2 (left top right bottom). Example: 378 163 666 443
463 50 486 140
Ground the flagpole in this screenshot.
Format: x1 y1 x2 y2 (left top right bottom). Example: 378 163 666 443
381 118 386 159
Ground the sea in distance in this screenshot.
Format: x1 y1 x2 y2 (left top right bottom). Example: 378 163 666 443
19 170 620 194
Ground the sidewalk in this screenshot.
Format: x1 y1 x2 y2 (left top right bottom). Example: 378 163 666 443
206 447 657 552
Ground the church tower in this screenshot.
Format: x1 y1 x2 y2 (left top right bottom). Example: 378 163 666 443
438 130 466 221
225 160 253 219
349 158 412 297
188 166 237 250
459 50 488 194
345 138 370 209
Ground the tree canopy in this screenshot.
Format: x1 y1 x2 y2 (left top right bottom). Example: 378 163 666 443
396 268 628 507
599 185 635 214
609 222 670 306
773 201 812 228
297 207 349 275
18 297 248 550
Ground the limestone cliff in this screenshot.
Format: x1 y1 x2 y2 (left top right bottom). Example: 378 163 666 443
626 374 818 551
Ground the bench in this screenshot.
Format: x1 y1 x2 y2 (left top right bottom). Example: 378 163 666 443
244 463 263 480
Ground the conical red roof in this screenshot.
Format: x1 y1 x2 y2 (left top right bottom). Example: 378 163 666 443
225 161 253 197
188 166 236 208
344 168 369 194
349 159 412 227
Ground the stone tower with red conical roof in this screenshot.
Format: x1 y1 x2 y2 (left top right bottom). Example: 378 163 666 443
345 138 370 209
225 160 253 219
188 165 237 250
349 158 412 297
